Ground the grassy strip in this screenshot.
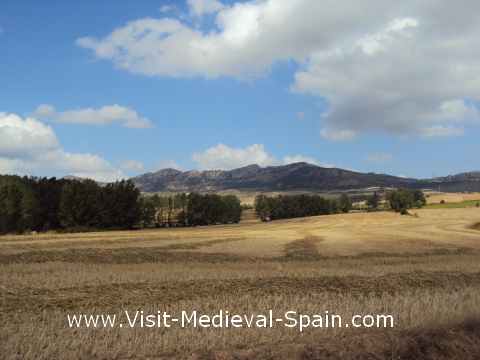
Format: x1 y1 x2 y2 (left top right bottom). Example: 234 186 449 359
425 200 480 209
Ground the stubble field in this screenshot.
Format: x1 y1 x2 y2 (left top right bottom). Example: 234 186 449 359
1 207 480 359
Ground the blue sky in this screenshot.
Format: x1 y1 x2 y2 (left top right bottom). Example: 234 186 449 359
1 0 479 181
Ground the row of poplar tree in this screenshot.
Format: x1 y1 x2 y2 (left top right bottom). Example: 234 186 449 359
140 193 242 227
0 175 142 234
0 175 243 234
254 189 426 221
254 194 352 221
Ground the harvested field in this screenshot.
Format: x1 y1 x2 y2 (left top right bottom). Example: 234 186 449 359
426 191 480 205
1 207 480 359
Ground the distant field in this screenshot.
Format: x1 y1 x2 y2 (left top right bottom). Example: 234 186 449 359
424 191 480 209
426 191 480 204
1 207 480 358
425 200 480 209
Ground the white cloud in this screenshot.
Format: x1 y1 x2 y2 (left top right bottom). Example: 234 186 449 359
0 113 124 182
120 160 145 173
365 152 393 163
291 6 480 140
427 100 480 124
34 104 153 128
188 0 225 17
193 143 330 170
74 1 405 79
77 1 480 139
193 144 276 170
0 113 59 157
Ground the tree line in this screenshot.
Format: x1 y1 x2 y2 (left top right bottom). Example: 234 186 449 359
141 193 242 227
254 193 352 221
0 175 243 234
0 173 427 233
0 175 142 234
386 189 426 214
254 189 427 221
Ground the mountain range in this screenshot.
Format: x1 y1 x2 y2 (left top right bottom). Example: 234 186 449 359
131 162 480 193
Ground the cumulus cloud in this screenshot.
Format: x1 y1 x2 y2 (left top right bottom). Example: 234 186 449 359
34 104 153 128
193 144 276 170
77 0 480 139
0 113 124 182
0 114 59 157
192 143 330 170
292 11 480 140
76 0 344 78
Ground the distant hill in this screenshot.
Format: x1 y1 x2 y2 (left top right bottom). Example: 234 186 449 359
431 172 480 182
132 162 429 193
428 171 480 192
62 164 480 193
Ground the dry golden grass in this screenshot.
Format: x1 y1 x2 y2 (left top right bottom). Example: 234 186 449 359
425 191 480 204
1 207 480 359
2 208 480 257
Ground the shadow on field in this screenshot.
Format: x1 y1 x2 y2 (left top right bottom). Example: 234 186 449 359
0 244 477 265
284 236 323 260
193 319 480 360
470 222 480 231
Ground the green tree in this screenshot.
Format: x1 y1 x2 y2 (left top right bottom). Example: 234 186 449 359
59 180 101 228
0 184 22 233
222 195 242 223
255 195 271 221
338 194 352 213
99 180 141 229
387 189 425 214
254 194 341 221
413 190 427 208
139 197 157 228
367 192 380 210
0 177 39 234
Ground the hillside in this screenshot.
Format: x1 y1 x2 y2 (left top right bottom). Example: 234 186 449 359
132 162 425 192
429 172 480 192
132 163 480 193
